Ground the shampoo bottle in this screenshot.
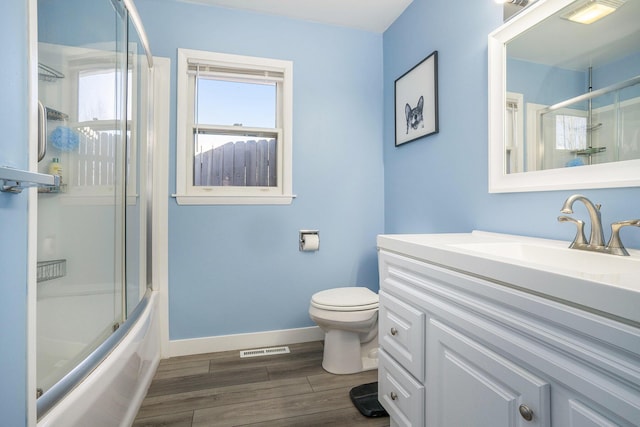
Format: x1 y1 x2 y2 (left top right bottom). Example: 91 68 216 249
49 157 63 185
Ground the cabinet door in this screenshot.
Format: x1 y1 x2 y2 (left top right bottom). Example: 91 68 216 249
426 318 550 427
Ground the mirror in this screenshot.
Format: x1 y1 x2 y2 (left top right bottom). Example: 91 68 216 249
488 0 640 192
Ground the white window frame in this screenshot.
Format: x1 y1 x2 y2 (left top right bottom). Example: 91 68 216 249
175 48 293 205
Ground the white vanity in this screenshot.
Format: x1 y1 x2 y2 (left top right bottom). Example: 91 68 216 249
376 231 640 427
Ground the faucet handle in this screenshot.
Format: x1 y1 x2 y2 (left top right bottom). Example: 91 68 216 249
606 219 640 256
558 215 588 248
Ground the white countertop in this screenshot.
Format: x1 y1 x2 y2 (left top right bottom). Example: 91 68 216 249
377 231 640 325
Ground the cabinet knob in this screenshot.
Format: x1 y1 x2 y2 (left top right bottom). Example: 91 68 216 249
390 327 398 336
519 404 534 421
390 391 398 400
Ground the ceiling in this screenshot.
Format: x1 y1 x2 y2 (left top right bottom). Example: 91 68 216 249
177 0 414 33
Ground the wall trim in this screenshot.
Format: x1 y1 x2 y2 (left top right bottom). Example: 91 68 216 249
150 56 171 359
168 326 324 358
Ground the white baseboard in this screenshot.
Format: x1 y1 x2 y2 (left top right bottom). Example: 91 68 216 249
168 326 324 358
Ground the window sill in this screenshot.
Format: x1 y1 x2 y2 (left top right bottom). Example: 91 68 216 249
173 194 295 206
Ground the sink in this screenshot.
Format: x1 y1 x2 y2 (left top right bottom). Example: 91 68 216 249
377 230 640 324
450 240 640 283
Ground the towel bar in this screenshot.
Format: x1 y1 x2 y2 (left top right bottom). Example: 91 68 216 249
0 166 60 193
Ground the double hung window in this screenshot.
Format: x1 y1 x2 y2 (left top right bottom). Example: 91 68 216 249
176 49 293 205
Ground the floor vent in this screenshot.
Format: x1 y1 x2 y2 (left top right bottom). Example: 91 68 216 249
240 346 290 358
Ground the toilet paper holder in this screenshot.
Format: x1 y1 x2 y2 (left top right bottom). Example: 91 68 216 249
299 230 319 251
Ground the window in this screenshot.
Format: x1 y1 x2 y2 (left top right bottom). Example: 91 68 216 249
69 60 136 197
555 114 587 151
78 68 131 122
175 49 293 205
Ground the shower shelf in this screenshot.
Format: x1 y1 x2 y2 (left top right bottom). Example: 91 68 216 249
37 259 66 283
38 63 65 82
38 183 67 194
573 147 607 156
44 107 68 122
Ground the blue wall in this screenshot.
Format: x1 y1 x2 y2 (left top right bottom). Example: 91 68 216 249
0 3 30 425
383 0 640 248
135 0 385 339
508 58 586 106
138 0 640 342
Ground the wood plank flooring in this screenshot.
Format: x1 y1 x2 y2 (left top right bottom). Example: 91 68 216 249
133 341 390 427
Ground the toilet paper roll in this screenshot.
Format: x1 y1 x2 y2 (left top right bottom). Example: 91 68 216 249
302 234 320 251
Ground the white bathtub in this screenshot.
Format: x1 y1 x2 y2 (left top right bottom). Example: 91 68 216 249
37 291 160 427
37 282 121 393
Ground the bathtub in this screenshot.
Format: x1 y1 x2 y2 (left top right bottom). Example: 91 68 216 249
37 290 160 426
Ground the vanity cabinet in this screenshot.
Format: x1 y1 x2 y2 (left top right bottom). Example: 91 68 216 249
377 249 640 427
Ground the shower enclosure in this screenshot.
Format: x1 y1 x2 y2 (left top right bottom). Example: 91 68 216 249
35 0 154 418
537 74 640 170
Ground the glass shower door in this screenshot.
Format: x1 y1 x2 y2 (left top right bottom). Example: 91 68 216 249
36 0 128 395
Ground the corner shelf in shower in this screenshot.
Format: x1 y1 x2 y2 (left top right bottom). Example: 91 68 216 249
44 107 68 121
37 259 67 283
38 183 67 194
573 146 607 156
38 62 65 82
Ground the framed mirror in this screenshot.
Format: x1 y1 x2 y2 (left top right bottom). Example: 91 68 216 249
488 0 640 193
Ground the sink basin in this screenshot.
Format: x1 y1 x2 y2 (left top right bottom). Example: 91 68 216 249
450 240 640 283
377 230 640 324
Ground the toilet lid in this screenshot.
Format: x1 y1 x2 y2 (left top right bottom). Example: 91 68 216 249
311 287 379 311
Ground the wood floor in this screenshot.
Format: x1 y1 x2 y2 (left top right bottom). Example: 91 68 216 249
133 341 390 426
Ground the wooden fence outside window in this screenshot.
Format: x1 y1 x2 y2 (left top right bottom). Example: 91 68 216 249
194 139 277 187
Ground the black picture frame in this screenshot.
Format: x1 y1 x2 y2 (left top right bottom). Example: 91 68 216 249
394 51 439 146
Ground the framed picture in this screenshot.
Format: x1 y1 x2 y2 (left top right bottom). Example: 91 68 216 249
395 51 439 146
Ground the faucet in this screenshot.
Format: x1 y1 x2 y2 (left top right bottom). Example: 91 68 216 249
560 194 605 247
607 219 640 256
557 216 587 248
558 194 640 256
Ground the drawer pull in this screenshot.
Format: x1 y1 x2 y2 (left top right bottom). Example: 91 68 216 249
390 327 398 336
518 404 534 421
390 391 398 400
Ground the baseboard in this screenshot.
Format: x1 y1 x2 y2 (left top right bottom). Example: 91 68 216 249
168 326 324 358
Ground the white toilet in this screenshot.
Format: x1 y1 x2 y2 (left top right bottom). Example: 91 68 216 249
309 287 379 375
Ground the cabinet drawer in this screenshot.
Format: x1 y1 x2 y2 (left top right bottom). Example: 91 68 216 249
378 350 424 427
379 290 425 381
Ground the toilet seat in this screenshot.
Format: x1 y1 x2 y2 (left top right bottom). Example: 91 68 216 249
311 287 378 312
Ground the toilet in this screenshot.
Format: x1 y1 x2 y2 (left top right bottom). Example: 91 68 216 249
309 287 379 375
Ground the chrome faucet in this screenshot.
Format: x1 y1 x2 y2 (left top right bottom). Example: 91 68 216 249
557 216 587 248
608 219 640 256
560 194 605 248
558 194 640 256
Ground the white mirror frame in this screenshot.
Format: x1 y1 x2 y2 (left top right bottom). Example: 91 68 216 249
488 0 640 193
